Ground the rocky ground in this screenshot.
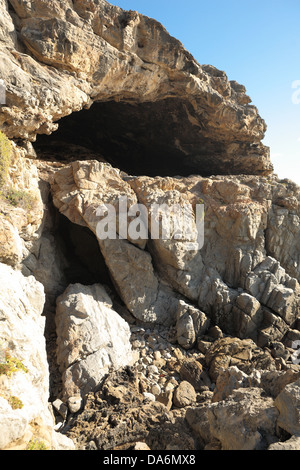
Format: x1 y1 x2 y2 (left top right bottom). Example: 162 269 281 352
47 315 300 451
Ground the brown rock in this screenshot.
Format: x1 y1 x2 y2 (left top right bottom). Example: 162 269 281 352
205 337 276 382
180 359 211 391
173 381 196 408
157 390 173 411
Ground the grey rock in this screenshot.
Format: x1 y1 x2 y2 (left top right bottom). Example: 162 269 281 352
56 283 133 400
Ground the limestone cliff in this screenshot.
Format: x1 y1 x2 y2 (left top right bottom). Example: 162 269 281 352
0 0 299 451
1 0 272 176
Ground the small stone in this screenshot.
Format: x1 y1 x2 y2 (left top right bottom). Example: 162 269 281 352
158 376 167 386
173 381 196 408
143 392 156 402
197 339 212 354
148 335 158 345
143 356 152 365
139 377 149 393
134 442 151 450
173 348 185 361
151 383 161 396
180 359 211 391
67 396 82 414
131 327 145 334
169 377 179 387
140 349 147 358
148 365 159 375
53 416 64 431
137 363 146 372
154 351 161 360
153 357 166 369
208 326 223 340
165 381 175 392
131 350 140 364
52 398 68 420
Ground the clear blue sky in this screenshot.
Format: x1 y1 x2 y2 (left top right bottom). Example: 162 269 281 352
110 0 300 185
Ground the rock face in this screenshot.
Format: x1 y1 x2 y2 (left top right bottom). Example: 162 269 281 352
51 161 300 350
0 262 73 449
1 0 272 177
0 263 47 449
0 0 299 452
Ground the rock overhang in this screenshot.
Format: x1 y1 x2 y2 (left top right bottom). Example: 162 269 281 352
34 97 272 178
1 0 273 178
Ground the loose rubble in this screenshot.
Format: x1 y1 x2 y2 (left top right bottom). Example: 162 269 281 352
46 316 300 451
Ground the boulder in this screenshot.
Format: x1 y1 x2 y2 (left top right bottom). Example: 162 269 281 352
274 378 300 435
56 283 134 399
205 337 276 382
207 388 279 450
173 381 196 408
268 435 300 451
180 359 211 391
175 300 210 349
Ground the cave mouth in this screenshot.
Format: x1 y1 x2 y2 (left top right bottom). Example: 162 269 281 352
34 98 228 177
57 213 113 288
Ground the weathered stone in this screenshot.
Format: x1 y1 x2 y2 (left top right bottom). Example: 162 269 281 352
156 390 173 411
1 0 271 178
274 378 300 435
180 359 211 391
260 369 300 398
175 300 210 349
212 366 258 403
133 442 151 451
0 145 44 268
67 396 83 414
185 405 212 448
51 161 181 325
268 435 300 451
50 160 300 341
208 388 279 450
56 283 134 399
52 398 68 420
205 337 276 382
173 381 196 408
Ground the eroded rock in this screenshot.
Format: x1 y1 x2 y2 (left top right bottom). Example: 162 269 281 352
207 388 279 450
0 263 54 449
1 0 272 177
56 283 134 400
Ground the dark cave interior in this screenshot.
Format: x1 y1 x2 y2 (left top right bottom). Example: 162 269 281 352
34 98 229 177
58 213 113 288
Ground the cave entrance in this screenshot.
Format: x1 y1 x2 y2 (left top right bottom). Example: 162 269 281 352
34 98 226 177
57 213 112 288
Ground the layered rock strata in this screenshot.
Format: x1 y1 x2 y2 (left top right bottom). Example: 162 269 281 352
1 0 272 177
